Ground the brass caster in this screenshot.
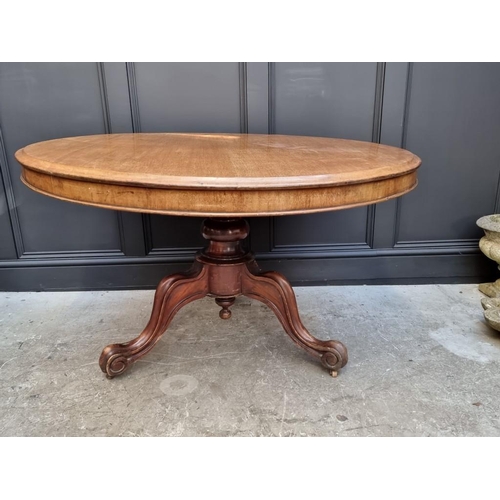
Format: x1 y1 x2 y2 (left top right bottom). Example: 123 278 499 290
330 370 338 378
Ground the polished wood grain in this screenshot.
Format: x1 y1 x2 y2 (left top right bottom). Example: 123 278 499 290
21 166 417 217
100 218 347 378
16 133 421 217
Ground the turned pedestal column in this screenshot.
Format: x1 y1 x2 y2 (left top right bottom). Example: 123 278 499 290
99 218 348 378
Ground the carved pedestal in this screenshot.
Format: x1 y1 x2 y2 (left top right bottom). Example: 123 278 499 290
99 218 348 378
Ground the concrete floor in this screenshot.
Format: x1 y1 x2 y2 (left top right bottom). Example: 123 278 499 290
1 284 499 436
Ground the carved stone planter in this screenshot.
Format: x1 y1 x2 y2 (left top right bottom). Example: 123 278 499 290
481 297 500 331
477 214 500 332
477 214 500 298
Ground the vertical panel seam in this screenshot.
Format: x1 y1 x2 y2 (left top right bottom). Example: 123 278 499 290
400 62 414 150
267 62 275 135
97 62 112 134
393 62 414 246
267 62 276 249
125 62 151 253
371 62 386 144
0 125 25 257
238 63 248 134
126 62 142 133
494 170 500 213
366 62 387 248
97 62 127 255
269 217 276 253
238 63 251 246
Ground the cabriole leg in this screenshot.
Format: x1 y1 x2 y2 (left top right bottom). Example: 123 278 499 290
242 262 348 375
99 262 209 378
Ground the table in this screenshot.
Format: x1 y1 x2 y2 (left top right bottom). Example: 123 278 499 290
15 133 421 378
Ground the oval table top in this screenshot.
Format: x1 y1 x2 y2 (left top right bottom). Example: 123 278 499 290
16 133 421 217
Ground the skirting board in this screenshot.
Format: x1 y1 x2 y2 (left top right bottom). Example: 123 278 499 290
0 253 496 291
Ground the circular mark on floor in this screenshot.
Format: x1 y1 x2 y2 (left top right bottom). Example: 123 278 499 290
160 375 199 396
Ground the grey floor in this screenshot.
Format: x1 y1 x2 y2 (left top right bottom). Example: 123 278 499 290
1 284 499 436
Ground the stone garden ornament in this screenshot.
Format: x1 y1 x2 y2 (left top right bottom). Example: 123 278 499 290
477 214 500 331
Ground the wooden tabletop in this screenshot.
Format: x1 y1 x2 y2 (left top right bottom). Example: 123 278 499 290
16 133 421 217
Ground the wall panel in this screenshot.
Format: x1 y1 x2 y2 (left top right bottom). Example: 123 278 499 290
0 62 498 290
397 63 500 244
131 62 243 253
271 62 380 250
0 63 121 256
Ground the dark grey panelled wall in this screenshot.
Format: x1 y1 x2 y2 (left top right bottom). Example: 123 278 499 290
0 62 498 291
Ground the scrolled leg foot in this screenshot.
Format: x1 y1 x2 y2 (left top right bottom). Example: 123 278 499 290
101 350 137 379
320 341 348 372
242 264 348 376
99 262 209 378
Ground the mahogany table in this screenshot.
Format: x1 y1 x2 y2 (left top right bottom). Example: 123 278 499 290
15 133 421 378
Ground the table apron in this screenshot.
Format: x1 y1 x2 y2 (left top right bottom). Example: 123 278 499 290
21 167 417 217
